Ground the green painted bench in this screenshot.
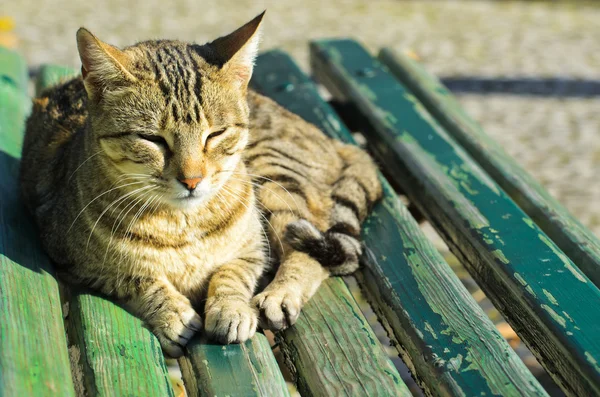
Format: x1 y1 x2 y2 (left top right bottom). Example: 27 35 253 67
1 39 599 396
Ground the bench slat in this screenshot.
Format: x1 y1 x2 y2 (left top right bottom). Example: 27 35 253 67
0 50 76 397
252 51 410 397
379 48 600 287
311 39 600 396
179 334 290 397
36 65 175 397
255 50 547 397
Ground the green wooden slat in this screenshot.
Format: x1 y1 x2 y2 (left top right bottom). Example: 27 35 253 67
254 49 547 397
178 334 290 397
36 65 175 397
311 39 600 396
0 46 28 93
253 52 410 397
379 48 600 288
0 50 76 396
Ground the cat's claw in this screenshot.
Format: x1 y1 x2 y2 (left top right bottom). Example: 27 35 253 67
205 298 258 344
252 289 302 331
152 305 202 358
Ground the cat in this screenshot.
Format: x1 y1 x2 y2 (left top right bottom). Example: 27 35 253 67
19 12 382 357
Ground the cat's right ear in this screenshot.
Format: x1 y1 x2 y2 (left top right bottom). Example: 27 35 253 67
76 28 136 101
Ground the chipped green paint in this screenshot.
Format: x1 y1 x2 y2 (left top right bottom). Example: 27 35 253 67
514 273 527 286
424 322 438 340
492 250 509 265
312 39 600 396
252 52 408 397
0 49 76 397
37 65 175 397
543 290 559 306
538 234 588 283
541 305 567 328
378 47 600 288
513 274 537 297
524 217 537 229
262 47 555 396
587 353 600 373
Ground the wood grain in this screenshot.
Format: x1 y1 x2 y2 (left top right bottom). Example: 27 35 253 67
37 65 175 397
379 48 600 288
178 333 290 397
252 52 411 397
254 49 547 397
310 39 600 396
0 50 76 397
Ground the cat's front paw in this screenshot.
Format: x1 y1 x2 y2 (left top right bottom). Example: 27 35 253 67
150 302 202 358
252 288 302 331
205 298 258 344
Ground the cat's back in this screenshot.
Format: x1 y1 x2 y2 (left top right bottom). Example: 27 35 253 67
20 76 88 212
246 90 344 183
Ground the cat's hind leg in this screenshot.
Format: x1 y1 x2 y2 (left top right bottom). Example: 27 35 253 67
286 143 382 275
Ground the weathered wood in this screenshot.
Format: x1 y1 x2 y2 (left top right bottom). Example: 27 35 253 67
255 50 547 397
37 65 175 397
311 39 600 396
252 52 410 397
178 334 289 397
379 48 600 287
0 50 76 397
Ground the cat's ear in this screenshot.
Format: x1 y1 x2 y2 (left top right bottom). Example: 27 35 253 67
76 28 136 100
209 11 265 87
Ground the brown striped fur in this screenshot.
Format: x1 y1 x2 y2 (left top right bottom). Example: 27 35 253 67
19 12 381 356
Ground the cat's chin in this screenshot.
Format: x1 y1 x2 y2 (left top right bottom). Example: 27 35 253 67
168 196 208 210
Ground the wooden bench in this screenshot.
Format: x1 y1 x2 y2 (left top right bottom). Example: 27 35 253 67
1 39 599 396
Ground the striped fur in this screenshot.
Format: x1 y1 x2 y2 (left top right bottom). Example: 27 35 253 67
246 93 382 330
19 12 382 356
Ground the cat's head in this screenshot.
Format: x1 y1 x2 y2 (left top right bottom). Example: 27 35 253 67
76 12 264 209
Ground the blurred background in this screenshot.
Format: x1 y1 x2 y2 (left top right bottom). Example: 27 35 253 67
2 0 598 395
3 0 599 238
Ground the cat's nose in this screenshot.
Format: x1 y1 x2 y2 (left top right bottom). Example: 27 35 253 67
178 177 202 191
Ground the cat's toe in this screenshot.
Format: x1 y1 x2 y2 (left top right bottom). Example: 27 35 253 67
205 299 258 344
152 306 202 358
252 289 302 331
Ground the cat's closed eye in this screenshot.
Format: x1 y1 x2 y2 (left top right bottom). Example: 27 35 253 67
206 129 227 141
138 133 168 147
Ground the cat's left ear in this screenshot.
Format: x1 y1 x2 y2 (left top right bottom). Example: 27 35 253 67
209 11 265 87
76 28 137 101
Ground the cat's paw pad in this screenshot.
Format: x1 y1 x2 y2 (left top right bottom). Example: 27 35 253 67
152 304 202 358
205 299 258 344
252 289 302 331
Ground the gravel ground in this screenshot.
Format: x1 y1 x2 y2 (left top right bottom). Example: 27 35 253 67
4 0 599 236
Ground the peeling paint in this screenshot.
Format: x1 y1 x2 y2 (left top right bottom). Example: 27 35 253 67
448 354 464 372
514 273 527 286
523 217 536 229
585 352 600 373
538 234 588 283
424 322 438 340
542 289 558 306
541 304 567 328
563 311 574 323
492 250 509 264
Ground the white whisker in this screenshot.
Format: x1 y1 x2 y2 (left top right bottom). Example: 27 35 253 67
68 180 149 233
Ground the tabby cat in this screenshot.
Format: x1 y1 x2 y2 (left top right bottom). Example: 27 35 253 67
20 12 381 357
